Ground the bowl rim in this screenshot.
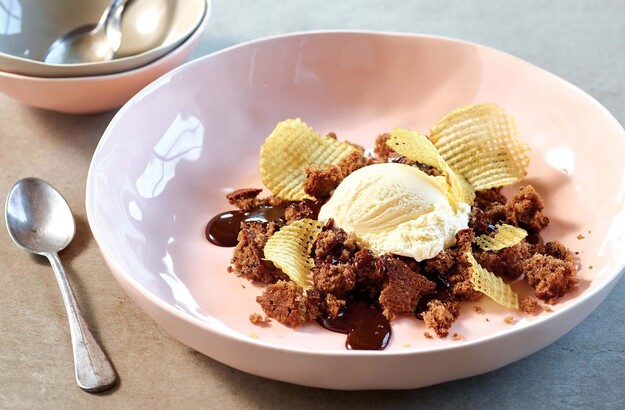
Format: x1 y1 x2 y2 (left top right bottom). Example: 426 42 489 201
0 0 210 79
87 29 625 358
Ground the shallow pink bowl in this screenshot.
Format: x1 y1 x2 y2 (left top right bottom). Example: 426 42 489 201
0 4 210 115
86 31 625 389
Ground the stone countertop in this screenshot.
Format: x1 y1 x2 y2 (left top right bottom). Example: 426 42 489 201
1 1 624 408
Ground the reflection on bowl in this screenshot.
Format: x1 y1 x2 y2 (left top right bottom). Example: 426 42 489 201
86 31 625 389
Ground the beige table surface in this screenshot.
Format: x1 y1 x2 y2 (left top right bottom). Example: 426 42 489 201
2 1 624 409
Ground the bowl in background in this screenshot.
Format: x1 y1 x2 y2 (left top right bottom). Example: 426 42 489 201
0 4 210 114
0 0 207 77
86 31 625 389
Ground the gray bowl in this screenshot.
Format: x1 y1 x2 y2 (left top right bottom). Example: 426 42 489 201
0 0 207 78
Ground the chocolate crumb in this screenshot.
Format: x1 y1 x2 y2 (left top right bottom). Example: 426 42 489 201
577 234 585 240
520 297 541 315
424 332 433 339
226 188 263 211
504 316 514 324
589 265 593 270
249 313 271 326
544 305 553 312
452 333 463 341
473 306 484 314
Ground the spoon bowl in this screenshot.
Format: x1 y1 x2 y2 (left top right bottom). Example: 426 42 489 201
5 177 117 392
42 24 116 65
42 0 130 65
6 178 75 254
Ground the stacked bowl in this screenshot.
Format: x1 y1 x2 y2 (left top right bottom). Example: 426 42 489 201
0 0 210 114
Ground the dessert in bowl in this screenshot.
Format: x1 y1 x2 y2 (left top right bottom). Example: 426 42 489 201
86 31 625 389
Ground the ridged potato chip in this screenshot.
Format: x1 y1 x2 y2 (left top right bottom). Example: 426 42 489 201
429 103 530 191
467 252 519 310
476 224 528 251
260 119 357 200
263 218 324 290
386 129 475 206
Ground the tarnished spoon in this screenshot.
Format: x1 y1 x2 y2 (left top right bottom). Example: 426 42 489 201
5 178 117 393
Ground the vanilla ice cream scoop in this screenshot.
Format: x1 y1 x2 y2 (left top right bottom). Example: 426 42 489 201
318 163 470 261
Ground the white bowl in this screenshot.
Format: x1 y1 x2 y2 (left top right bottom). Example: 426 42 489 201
0 0 207 78
86 31 625 389
0 6 209 114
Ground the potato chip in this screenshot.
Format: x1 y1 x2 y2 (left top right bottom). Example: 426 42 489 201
263 218 324 290
467 252 519 310
386 129 475 206
260 119 357 200
476 224 528 251
429 103 530 191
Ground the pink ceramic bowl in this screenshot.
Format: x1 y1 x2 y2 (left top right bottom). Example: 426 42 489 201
86 31 625 389
0 3 210 115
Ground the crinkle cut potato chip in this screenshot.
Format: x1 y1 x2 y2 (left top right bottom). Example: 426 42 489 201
467 252 520 310
386 129 475 206
259 118 357 201
263 218 324 290
476 224 528 251
429 103 530 191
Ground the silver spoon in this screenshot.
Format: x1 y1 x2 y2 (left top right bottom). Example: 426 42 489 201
42 0 132 64
5 178 117 393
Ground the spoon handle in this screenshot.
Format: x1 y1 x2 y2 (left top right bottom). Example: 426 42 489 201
47 252 117 392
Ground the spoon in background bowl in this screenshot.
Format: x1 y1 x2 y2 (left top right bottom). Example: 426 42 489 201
42 0 133 64
5 178 117 393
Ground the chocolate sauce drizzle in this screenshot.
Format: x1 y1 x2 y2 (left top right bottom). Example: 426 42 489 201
205 206 285 247
318 293 391 350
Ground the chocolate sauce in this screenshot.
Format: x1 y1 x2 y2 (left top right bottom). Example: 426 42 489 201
318 294 391 350
205 206 285 247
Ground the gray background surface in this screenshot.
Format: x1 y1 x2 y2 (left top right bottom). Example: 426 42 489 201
1 0 624 408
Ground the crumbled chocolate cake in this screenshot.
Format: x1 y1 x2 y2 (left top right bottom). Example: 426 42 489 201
474 240 534 280
303 151 375 199
312 263 356 296
313 224 358 264
284 200 320 223
374 133 395 161
256 281 321 328
473 187 507 210
523 254 576 303
379 257 437 320
520 297 541 315
422 299 460 338
230 221 287 283
249 313 271 326
352 249 386 292
505 185 549 232
424 229 483 302
322 294 345 318
303 164 343 199
226 188 263 211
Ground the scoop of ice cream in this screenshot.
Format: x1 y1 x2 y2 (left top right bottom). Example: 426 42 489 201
317 162 470 261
